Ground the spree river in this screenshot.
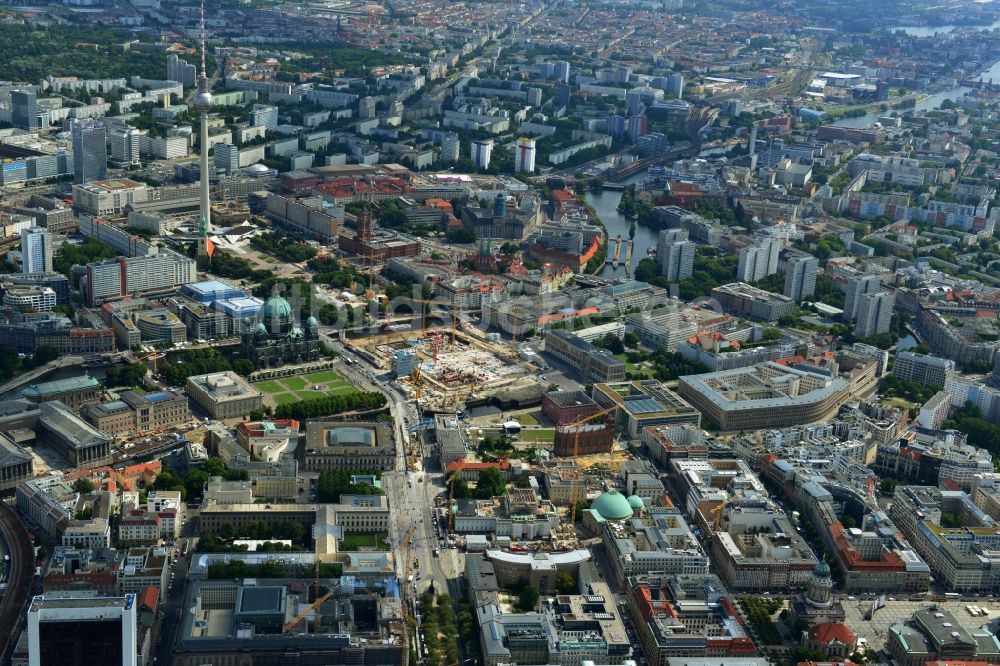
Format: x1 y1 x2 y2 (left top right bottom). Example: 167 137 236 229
581 54 1000 276
832 58 1000 128
888 20 1000 37
582 177 657 278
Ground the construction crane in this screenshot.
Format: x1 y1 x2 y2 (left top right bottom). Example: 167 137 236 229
135 351 164 375
281 590 333 633
568 404 621 526
283 516 331 633
411 364 422 401
709 495 740 531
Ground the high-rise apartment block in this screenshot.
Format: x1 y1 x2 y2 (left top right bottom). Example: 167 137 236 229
471 139 493 169
12 90 39 130
893 351 954 387
109 128 141 166
667 73 684 99
214 143 239 172
250 104 279 130
843 274 882 322
855 291 894 339
554 61 570 84
657 228 695 281
166 53 197 87
85 248 197 305
784 254 818 301
555 84 571 108
515 137 536 173
20 227 52 274
736 238 781 283
72 120 108 185
440 135 460 163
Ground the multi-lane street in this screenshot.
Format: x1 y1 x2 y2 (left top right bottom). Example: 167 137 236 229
323 340 462 603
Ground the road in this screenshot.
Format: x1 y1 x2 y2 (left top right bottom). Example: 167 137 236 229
153 549 189 666
325 338 464 611
0 355 83 401
152 509 199 665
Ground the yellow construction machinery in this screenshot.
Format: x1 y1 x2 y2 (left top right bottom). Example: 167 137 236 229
281 590 333 633
135 351 164 374
567 404 620 525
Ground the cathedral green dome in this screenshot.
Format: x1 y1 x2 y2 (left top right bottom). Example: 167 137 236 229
628 495 644 510
590 490 634 521
306 315 318 327
261 295 292 321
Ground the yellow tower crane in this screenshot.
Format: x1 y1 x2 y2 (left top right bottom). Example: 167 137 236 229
135 351 164 375
568 404 620 526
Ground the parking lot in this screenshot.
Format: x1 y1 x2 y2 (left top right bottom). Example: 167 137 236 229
842 598 1000 650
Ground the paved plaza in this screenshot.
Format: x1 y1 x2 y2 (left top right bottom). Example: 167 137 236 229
842 598 1000 651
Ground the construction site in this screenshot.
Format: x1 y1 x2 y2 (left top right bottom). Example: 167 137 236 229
175 577 410 666
354 326 539 413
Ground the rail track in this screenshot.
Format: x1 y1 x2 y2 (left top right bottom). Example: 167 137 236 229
0 501 34 664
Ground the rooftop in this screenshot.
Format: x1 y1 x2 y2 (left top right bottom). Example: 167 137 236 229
21 375 101 398
237 586 285 614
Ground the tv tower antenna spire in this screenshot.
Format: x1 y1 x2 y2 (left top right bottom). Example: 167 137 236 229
192 0 214 269
200 0 207 81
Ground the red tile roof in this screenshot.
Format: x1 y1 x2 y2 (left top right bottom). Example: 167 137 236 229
445 460 510 472
808 622 856 646
138 586 159 614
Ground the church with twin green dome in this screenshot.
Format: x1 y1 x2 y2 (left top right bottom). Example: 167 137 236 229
241 292 321 369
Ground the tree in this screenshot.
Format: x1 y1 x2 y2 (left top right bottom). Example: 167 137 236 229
594 333 624 355
184 469 210 500
104 362 148 388
316 469 384 503
72 478 94 494
153 468 185 497
879 477 899 496
0 348 20 383
555 571 577 594
31 346 59 368
446 227 476 243
516 585 540 612
475 467 507 499
232 359 255 377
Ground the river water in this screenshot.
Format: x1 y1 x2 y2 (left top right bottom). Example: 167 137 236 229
832 58 1000 128
582 176 658 278
581 52 1000 275
888 20 1000 37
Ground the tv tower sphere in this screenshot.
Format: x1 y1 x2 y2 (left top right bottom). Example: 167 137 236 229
192 86 214 112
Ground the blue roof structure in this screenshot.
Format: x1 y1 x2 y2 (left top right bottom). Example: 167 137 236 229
181 280 245 303
623 397 666 414
214 297 264 318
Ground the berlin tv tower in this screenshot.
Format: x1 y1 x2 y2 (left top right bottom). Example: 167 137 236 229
193 0 214 268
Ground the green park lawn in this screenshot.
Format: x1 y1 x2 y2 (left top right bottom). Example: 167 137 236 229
256 369 362 406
